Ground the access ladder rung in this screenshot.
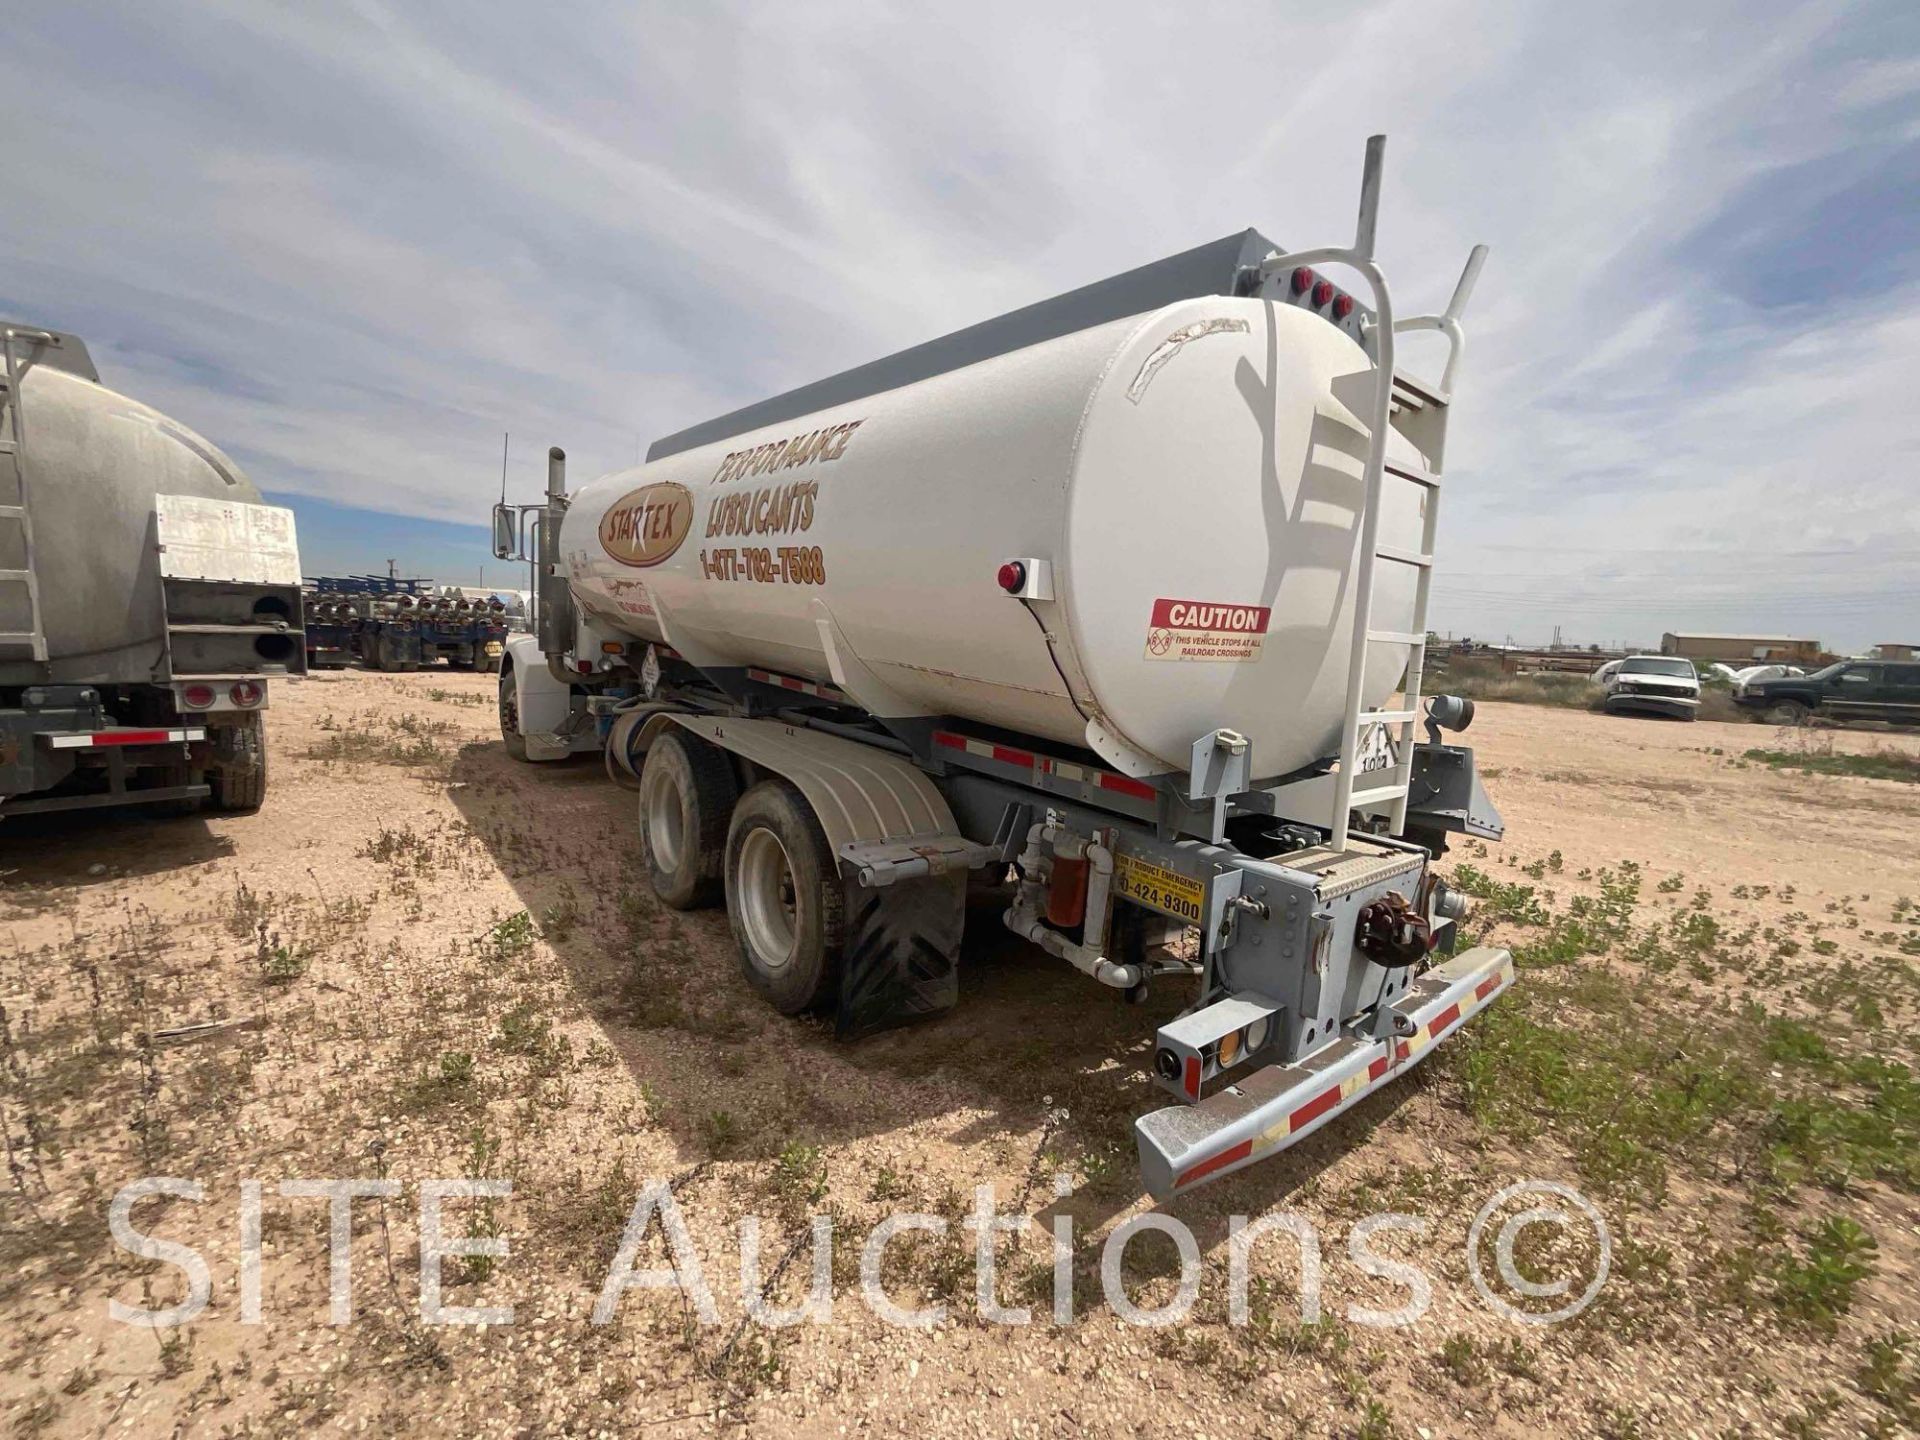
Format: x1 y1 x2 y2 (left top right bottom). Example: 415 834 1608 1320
1366 629 1426 646
1349 783 1410 808
1384 458 1439 489
1358 709 1418 726
1375 544 1433 568
1392 372 1450 410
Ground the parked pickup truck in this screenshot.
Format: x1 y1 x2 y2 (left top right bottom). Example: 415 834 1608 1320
1736 660 1920 728
1600 655 1701 720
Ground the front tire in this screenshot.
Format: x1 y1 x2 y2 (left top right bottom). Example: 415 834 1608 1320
639 729 738 909
498 669 530 762
725 780 842 1014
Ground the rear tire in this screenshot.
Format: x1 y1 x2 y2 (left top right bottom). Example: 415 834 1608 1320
1766 700 1810 726
498 669 530 762
725 779 843 1014
640 729 739 909
149 760 205 817
208 715 267 812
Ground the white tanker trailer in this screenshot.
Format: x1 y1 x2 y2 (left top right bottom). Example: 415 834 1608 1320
1 325 304 818
494 138 1510 1195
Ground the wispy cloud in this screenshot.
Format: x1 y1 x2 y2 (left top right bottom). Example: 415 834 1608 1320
1 0 1914 647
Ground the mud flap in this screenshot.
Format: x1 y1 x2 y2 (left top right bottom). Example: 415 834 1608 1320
835 870 965 1039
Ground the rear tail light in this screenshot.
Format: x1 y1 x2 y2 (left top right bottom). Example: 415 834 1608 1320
1290 267 1315 295
1312 278 1335 307
229 680 264 708
181 684 215 709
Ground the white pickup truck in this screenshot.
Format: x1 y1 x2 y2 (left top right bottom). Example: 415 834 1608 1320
1596 655 1701 720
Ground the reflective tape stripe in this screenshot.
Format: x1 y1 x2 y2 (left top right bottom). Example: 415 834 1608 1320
745 667 845 703
1288 1083 1345 1134
1173 1138 1252 1189
936 730 1157 802
47 727 204 749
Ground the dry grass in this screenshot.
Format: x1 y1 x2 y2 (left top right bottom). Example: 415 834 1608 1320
2 671 1917 1439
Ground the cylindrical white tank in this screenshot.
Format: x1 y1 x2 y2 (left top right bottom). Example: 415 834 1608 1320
560 297 1425 777
10 362 262 680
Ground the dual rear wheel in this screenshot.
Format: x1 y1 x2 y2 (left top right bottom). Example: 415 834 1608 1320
638 729 843 1013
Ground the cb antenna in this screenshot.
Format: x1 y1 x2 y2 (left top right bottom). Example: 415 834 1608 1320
500 430 510 504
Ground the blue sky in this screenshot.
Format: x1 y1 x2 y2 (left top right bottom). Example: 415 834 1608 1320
3 1 1916 649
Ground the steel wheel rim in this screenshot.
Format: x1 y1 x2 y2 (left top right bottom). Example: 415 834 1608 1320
737 826 798 973
643 766 686 872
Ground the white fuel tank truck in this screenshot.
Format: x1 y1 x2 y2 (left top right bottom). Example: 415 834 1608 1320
495 138 1510 1196
0 325 305 819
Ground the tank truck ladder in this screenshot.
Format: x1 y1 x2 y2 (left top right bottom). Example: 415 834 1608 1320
1258 138 1486 850
0 326 54 663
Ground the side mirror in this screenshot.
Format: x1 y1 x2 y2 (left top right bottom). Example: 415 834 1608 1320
491 503 518 561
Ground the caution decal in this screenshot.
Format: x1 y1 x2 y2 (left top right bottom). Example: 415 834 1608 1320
1144 597 1270 663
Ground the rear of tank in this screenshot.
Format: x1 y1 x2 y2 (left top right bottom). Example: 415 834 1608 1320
561 295 1423 779
11 362 266 683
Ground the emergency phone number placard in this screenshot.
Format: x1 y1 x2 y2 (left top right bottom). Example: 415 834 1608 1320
1113 854 1205 923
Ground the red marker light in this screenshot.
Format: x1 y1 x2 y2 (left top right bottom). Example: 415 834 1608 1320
1290 267 1315 295
997 561 1027 594
1312 279 1335 307
181 684 215 709
1333 294 1356 320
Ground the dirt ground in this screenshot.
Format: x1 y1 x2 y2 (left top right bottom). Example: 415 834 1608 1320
2 674 1916 1438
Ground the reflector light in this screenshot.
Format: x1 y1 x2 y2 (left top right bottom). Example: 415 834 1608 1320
229 680 264 708
1312 279 1335 307
181 684 215 709
1333 294 1355 320
1290 267 1314 295
997 561 1027 594
1218 1029 1243 1067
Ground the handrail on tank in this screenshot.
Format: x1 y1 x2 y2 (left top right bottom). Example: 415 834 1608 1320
1392 244 1489 396
2 326 57 460
1255 134 1398 850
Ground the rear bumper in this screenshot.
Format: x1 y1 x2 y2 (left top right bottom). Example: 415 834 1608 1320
2 721 210 816
1135 946 1514 1198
